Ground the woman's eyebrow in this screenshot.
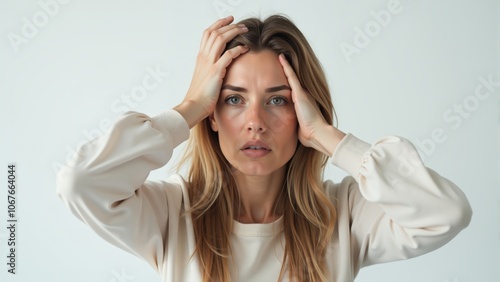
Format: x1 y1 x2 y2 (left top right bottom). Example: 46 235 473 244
265 85 291 93
221 84 291 93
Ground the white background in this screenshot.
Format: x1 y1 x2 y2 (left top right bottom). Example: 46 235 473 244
0 0 498 281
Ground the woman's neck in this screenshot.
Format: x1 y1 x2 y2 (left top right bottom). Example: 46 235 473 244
233 167 285 224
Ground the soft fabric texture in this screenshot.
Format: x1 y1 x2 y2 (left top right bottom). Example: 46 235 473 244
56 109 472 281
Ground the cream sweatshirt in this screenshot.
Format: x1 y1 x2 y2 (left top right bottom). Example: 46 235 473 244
56 109 472 282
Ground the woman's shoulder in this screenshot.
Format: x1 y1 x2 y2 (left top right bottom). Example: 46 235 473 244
323 177 359 195
323 177 364 211
144 174 191 208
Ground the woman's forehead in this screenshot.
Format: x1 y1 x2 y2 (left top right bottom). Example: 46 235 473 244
224 50 288 87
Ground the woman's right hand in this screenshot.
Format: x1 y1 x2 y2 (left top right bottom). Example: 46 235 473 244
174 16 249 128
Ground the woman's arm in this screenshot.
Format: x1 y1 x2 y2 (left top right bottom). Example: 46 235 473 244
56 16 249 272
277 53 346 154
332 134 472 266
56 110 189 270
174 16 249 129
278 53 472 266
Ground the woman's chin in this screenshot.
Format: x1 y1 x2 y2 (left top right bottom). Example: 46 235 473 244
230 163 285 178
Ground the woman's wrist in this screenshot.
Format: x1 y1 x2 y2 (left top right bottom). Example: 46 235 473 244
173 100 208 129
309 125 346 157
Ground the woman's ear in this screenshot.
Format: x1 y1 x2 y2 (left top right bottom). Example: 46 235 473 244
209 113 218 132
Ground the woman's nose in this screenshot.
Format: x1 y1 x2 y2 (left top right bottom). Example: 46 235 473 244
245 104 266 133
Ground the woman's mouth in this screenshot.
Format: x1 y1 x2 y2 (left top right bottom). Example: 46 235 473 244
241 140 271 158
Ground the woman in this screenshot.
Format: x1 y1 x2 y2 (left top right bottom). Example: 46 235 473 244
57 15 472 282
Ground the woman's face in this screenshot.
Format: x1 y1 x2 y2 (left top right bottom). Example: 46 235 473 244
210 49 298 177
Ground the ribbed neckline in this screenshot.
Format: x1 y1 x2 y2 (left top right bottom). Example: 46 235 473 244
232 216 284 237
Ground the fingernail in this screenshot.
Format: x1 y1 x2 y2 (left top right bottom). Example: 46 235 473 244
238 24 248 30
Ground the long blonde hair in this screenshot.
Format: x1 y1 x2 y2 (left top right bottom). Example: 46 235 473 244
179 15 337 282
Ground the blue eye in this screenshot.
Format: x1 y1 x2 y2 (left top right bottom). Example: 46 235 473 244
268 96 287 106
225 96 242 105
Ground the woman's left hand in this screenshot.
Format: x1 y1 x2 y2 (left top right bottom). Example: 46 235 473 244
278 53 346 156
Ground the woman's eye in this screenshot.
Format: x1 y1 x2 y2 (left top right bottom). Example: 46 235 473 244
268 96 287 106
225 96 242 105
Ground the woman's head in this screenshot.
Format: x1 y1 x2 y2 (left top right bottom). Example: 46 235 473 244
225 15 334 124
225 15 335 126
210 49 298 178
204 14 335 178
183 15 337 282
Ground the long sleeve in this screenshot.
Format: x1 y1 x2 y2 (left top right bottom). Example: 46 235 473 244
330 134 472 270
56 110 190 271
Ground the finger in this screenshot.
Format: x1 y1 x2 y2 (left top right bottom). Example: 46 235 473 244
278 54 320 115
278 53 303 103
200 16 234 50
206 24 248 60
216 45 250 75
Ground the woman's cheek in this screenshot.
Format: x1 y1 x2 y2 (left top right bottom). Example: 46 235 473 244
267 106 297 134
225 106 246 119
217 106 246 129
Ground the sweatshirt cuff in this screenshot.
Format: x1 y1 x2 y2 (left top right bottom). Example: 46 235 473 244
151 109 190 148
330 133 371 178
